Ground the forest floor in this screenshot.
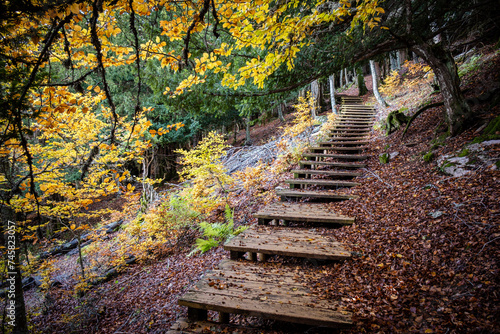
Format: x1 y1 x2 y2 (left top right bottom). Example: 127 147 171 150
28 47 500 333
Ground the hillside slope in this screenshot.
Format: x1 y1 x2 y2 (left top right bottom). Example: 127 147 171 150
29 48 499 334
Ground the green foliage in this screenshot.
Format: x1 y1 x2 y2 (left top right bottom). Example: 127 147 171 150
191 204 248 255
384 109 410 135
458 148 470 157
379 153 390 164
472 116 500 143
458 54 482 78
175 131 232 199
423 151 434 163
167 193 202 228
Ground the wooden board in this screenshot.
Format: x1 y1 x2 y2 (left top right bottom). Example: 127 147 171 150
298 160 366 168
285 179 360 188
339 112 375 115
303 153 369 160
339 108 375 111
254 202 355 225
291 169 362 177
178 260 353 328
332 124 372 129
224 225 351 261
168 318 256 334
331 129 371 133
309 146 368 152
317 140 368 146
277 189 357 200
335 120 373 124
327 134 370 139
338 113 375 117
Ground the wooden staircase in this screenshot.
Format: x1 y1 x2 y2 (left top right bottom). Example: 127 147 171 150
169 96 374 333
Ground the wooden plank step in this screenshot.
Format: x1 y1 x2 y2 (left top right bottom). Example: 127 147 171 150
340 108 375 111
340 106 377 114
168 318 260 334
277 189 358 201
325 137 369 142
285 179 360 187
291 169 362 177
299 160 366 168
329 132 369 139
178 260 353 328
317 140 368 146
338 114 376 117
303 153 369 160
330 129 371 133
332 125 372 129
335 120 373 124
337 116 375 120
340 105 374 107
340 111 375 117
324 135 369 139
339 109 375 112
254 202 355 225
340 107 375 110
309 146 368 152
225 225 351 261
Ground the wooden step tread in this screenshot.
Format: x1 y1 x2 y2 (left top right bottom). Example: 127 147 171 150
340 107 375 110
309 146 368 152
254 202 355 225
225 225 351 261
291 169 362 177
327 135 370 139
331 128 371 133
178 260 352 328
323 136 369 140
335 117 374 123
303 153 369 160
285 179 360 187
333 123 372 127
277 189 358 200
299 160 366 168
335 120 373 124
317 140 368 146
337 118 375 121
168 318 265 334
339 112 375 115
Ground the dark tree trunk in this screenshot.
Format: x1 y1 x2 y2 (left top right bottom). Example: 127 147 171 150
356 67 368 96
412 43 472 135
244 117 251 145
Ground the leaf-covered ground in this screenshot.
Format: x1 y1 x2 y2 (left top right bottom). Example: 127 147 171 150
30 50 499 333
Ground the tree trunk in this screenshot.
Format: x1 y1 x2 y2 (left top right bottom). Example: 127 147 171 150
233 121 238 145
344 68 349 85
244 117 252 145
311 80 321 118
329 74 337 114
412 43 472 135
390 51 400 71
370 60 388 107
339 69 343 87
278 102 285 122
298 89 306 99
356 67 368 96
